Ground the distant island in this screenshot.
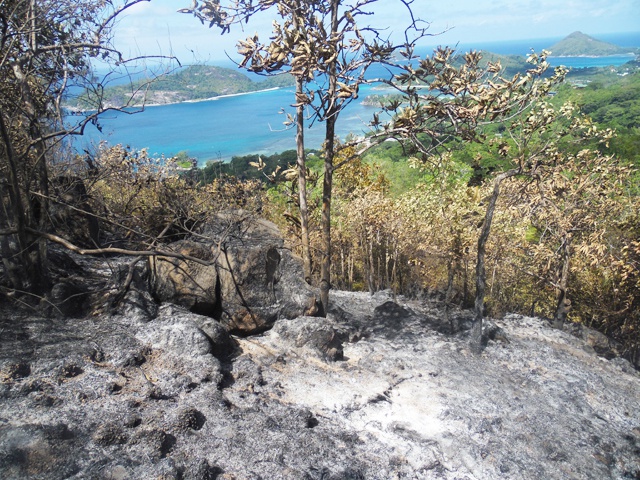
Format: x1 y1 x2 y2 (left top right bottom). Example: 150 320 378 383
70 36 638 110
548 31 638 57
67 65 295 109
69 50 540 110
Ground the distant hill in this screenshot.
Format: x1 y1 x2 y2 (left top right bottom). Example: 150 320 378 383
476 51 531 76
548 31 636 57
67 65 294 109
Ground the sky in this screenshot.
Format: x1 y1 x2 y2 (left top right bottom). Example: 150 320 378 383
111 0 640 64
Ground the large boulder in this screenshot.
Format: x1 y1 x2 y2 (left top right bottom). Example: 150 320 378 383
148 240 219 317
149 211 319 335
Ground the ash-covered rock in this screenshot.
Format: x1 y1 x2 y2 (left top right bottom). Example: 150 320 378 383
270 316 345 361
149 211 321 336
1 287 639 479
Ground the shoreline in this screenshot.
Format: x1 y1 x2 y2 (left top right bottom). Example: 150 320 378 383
549 52 636 58
64 86 289 113
144 86 286 108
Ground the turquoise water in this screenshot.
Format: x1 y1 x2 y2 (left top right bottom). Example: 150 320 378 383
79 84 388 164
77 34 639 165
548 55 635 68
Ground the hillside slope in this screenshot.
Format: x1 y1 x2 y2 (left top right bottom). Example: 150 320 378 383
1 279 638 479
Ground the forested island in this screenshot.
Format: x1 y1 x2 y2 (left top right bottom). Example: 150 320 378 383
67 32 638 111
67 64 295 109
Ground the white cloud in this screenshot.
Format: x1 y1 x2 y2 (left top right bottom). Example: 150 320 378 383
109 0 639 62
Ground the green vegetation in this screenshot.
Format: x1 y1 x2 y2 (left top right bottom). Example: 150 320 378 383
68 64 295 109
361 93 405 107
548 31 638 57
573 73 640 127
199 149 319 183
551 70 640 166
174 151 196 169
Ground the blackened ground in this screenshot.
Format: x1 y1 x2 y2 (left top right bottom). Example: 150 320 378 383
0 284 639 479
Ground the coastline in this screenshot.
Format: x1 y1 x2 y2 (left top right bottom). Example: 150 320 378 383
64 86 289 113
71 46 639 164
145 86 286 108
549 52 636 58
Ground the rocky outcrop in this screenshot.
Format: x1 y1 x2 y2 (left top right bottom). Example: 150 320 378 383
150 211 319 335
148 240 219 317
1 283 639 479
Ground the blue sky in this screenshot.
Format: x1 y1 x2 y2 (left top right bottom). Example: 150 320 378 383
112 0 640 63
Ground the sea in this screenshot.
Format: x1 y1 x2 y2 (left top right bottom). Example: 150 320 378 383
76 32 639 166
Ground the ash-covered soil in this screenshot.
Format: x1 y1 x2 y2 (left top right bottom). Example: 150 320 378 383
1 286 639 479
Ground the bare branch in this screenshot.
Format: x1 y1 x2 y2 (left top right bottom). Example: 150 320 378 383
26 228 219 267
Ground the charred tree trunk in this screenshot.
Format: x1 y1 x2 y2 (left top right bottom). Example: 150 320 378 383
367 237 375 295
319 113 336 313
445 255 459 334
0 106 48 293
294 49 311 285
7 61 51 294
463 256 470 307
392 242 398 295
0 111 29 291
553 233 572 328
471 169 519 353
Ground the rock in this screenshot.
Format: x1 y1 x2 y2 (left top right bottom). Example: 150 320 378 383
137 309 213 357
47 248 84 276
156 304 236 358
102 464 130 480
609 356 637 374
135 309 224 396
149 240 219 317
150 211 318 335
368 300 414 339
190 312 236 358
106 260 159 321
113 288 159 323
565 322 621 359
46 281 90 317
271 317 345 361
229 355 266 392
483 320 510 344
42 249 91 317
374 300 411 320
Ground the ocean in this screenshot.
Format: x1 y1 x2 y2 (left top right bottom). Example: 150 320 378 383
76 33 639 166
77 83 393 163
